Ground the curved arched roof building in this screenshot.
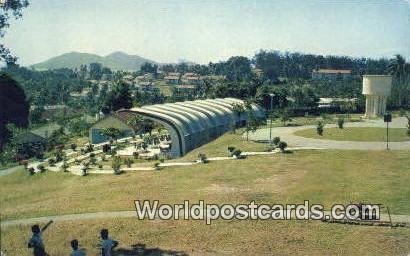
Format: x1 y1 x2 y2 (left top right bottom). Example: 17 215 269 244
118 98 265 157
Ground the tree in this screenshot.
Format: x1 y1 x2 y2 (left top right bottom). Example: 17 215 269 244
337 116 345 129
279 109 291 126
254 50 281 81
245 112 262 141
291 85 319 109
0 73 29 149
101 127 122 142
102 82 133 113
231 103 245 133
225 56 252 82
140 62 158 76
272 137 281 146
89 62 103 80
316 121 324 136
388 55 410 108
0 0 29 64
278 141 288 152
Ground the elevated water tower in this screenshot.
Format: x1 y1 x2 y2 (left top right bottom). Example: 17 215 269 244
362 75 392 118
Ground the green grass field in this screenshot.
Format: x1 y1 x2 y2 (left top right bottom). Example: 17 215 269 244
294 127 410 142
2 218 409 255
1 133 410 255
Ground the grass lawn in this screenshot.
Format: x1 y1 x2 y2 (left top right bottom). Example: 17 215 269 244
2 218 409 255
1 147 409 220
1 132 409 254
294 127 410 142
261 113 364 128
173 131 267 162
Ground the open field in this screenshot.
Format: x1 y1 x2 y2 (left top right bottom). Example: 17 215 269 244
2 218 410 255
294 127 410 142
1 132 410 254
1 133 409 220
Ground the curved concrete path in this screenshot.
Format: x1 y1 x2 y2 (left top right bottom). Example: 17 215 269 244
247 117 410 150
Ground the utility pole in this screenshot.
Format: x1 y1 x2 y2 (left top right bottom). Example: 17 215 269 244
384 113 391 150
269 94 275 145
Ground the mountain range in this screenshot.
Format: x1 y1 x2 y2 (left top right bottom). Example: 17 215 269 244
31 51 156 71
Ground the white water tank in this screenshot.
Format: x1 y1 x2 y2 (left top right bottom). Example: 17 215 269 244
362 75 392 96
362 75 392 118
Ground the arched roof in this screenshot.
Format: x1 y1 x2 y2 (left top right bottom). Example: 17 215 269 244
118 98 265 157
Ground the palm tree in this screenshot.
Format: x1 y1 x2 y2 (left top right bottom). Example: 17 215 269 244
231 103 245 133
388 55 409 107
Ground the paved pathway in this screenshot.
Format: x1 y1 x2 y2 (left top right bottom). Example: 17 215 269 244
0 165 23 176
247 117 410 150
2 210 409 228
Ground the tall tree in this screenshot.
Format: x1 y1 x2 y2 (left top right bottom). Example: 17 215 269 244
101 82 133 113
0 73 29 148
0 0 29 64
89 62 103 80
388 55 410 107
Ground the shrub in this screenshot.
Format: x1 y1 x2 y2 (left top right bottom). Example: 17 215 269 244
70 143 77 151
61 161 69 172
154 161 162 170
406 116 410 136
38 164 46 173
272 137 281 146
316 121 324 136
278 141 288 152
55 150 64 162
227 146 235 156
102 144 111 153
86 144 94 153
28 167 35 175
232 149 241 157
48 158 56 166
124 158 134 168
399 109 406 117
98 164 103 169
133 152 139 159
112 157 122 174
197 153 208 163
337 116 344 129
233 149 246 159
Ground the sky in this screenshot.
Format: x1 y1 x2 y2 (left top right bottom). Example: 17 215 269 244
2 0 410 66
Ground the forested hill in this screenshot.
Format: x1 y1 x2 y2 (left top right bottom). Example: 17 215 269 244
31 51 156 71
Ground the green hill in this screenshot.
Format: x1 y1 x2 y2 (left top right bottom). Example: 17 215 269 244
31 51 156 71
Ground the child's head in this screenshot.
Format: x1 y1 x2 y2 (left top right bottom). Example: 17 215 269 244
70 239 79 250
100 229 108 239
31 225 40 234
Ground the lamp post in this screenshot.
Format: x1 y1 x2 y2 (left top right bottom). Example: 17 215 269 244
269 94 275 145
384 113 392 150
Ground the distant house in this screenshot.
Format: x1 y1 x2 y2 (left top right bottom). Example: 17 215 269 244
318 97 357 108
70 88 90 98
312 69 352 80
164 75 180 85
181 73 201 85
135 82 160 94
15 124 63 158
89 112 136 144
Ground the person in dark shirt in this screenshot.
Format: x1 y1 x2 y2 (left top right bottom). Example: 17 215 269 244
27 220 53 256
100 229 118 256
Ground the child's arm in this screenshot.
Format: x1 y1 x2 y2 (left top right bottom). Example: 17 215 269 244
41 220 53 232
112 240 119 249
